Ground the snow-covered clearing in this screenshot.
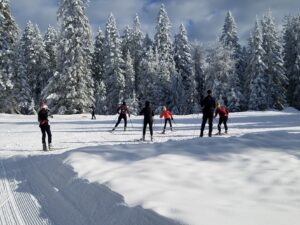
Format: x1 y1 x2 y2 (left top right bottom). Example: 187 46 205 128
0 109 300 225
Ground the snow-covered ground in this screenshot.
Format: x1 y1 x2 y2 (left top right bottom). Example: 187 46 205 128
0 109 300 225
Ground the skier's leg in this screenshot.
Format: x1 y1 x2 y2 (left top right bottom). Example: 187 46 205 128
224 117 228 133
40 125 46 144
124 115 127 130
162 119 167 133
114 115 122 128
200 114 207 137
218 118 222 134
46 125 52 144
163 119 167 130
143 121 147 136
168 119 172 130
149 121 153 138
208 114 214 137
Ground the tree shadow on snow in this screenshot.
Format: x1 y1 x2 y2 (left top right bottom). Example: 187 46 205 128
0 155 184 225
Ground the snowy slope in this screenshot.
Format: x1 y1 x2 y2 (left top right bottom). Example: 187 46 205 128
0 109 300 225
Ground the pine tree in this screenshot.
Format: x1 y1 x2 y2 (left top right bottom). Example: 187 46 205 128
205 44 235 106
14 22 49 114
131 14 144 96
138 48 159 109
0 0 19 113
44 25 58 82
121 25 132 58
92 28 106 114
103 13 125 114
247 19 268 110
44 0 94 114
123 51 135 100
143 33 153 51
261 11 288 110
174 24 195 114
193 45 206 107
154 4 176 107
283 15 300 110
219 11 246 111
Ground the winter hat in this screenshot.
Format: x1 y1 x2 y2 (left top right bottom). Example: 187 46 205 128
145 101 150 107
40 101 48 109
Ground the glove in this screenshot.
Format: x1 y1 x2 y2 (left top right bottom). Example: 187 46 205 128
171 117 173 120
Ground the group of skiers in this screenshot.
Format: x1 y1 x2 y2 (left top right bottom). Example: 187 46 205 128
37 90 229 150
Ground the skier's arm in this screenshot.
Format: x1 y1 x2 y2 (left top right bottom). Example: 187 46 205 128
170 111 173 120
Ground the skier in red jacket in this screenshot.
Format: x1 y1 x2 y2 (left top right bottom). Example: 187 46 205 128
214 103 229 135
160 106 173 134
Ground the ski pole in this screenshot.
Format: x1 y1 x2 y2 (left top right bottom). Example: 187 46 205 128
129 117 134 128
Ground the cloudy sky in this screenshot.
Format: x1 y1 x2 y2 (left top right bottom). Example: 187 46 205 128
10 0 300 46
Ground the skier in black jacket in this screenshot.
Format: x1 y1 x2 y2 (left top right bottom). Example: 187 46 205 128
140 101 154 141
112 102 130 131
200 90 216 137
38 102 52 151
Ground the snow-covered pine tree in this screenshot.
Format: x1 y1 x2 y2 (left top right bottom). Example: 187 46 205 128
205 44 235 107
219 11 246 111
123 51 139 114
0 0 19 113
174 24 195 114
138 47 159 109
193 45 206 108
246 19 268 110
283 15 300 110
143 33 153 51
131 15 144 93
121 25 132 58
44 0 94 114
44 25 58 82
123 51 135 99
154 4 176 107
14 22 49 114
103 13 125 114
91 28 106 114
261 11 288 110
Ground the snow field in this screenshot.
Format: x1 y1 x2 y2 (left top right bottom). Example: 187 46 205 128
0 109 300 225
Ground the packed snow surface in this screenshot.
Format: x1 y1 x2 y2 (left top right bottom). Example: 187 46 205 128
0 109 300 225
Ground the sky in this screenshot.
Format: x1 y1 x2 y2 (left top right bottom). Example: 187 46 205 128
9 0 300 46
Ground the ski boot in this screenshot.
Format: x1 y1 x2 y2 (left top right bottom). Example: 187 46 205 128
162 129 165 134
124 127 127 131
142 135 145 141
43 143 47 151
48 143 53 150
151 136 153 142
111 127 116 132
200 131 203 137
225 130 228 134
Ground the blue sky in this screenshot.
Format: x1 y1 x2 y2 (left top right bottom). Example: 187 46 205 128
10 0 300 46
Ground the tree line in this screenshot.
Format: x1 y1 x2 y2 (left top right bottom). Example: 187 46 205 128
0 0 300 115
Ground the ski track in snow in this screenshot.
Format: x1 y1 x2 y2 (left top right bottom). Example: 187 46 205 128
0 109 300 225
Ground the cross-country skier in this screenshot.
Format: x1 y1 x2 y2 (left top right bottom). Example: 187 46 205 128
214 103 229 135
38 102 52 151
140 101 154 141
90 105 96 120
160 106 173 134
200 90 216 137
112 101 130 131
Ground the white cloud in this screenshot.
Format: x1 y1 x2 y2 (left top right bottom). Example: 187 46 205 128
9 0 300 45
